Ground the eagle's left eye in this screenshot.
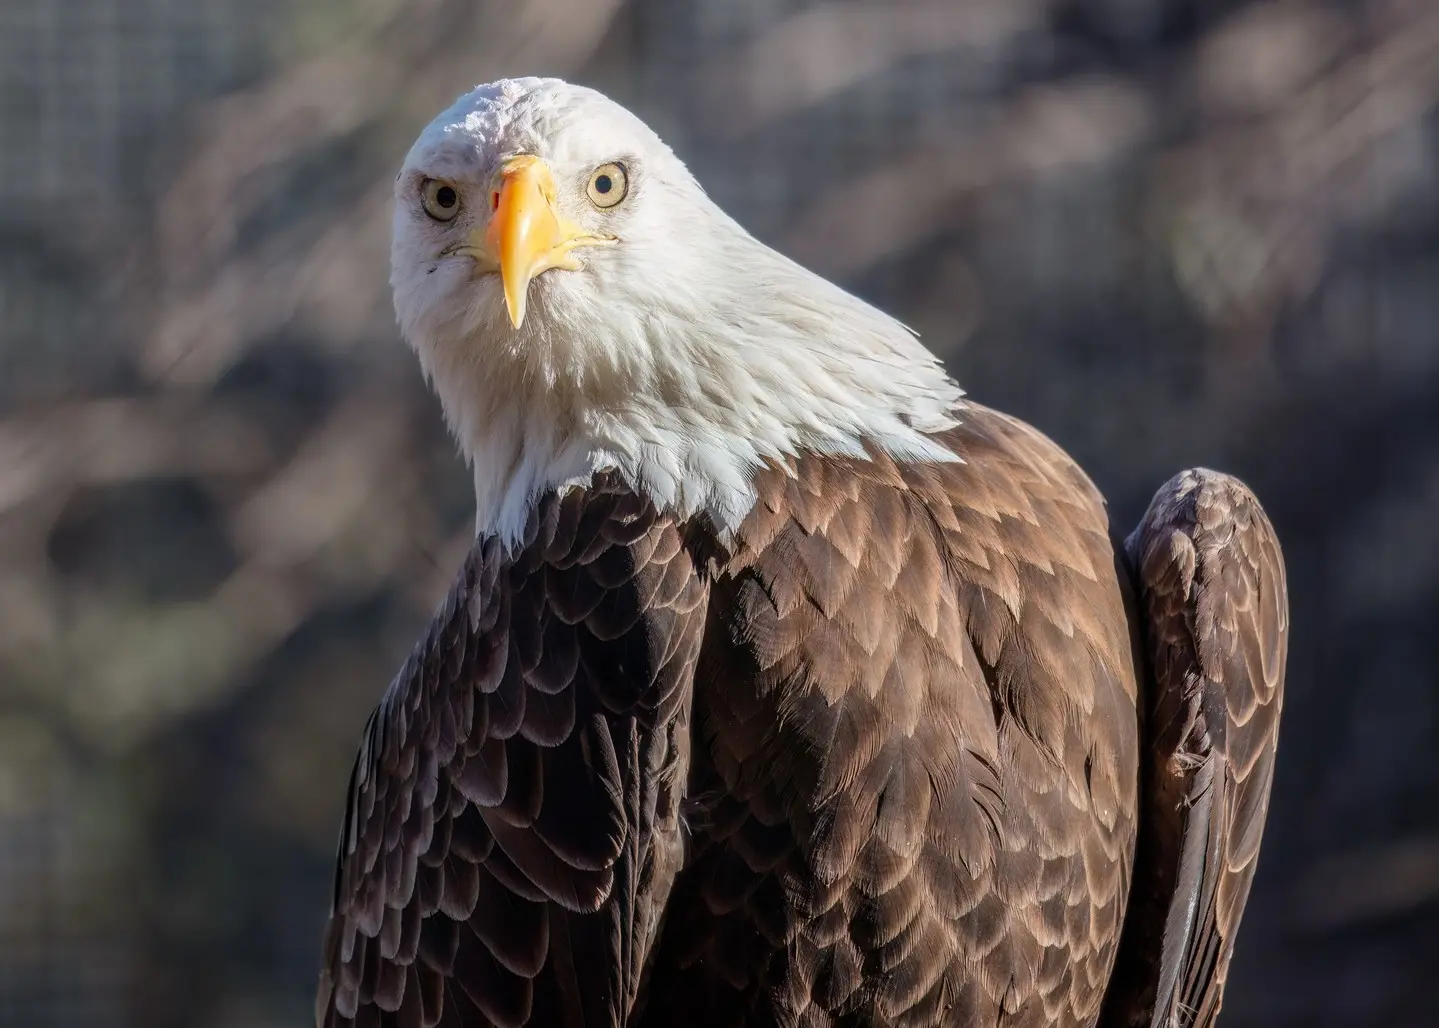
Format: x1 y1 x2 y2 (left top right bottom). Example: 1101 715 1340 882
586 163 628 209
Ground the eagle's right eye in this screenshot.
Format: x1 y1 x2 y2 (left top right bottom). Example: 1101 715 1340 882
421 179 461 221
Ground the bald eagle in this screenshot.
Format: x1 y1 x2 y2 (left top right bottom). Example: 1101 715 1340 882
316 78 1287 1028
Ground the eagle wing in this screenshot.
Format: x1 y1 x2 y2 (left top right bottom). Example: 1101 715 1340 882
316 479 709 1028
1100 469 1288 1028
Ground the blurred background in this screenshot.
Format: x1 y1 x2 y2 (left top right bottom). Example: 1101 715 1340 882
1 0 1436 1025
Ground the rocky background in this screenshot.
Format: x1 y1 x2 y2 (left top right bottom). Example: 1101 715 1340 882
1 0 1436 1025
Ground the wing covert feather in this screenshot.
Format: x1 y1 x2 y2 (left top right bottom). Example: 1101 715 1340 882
1099 469 1287 1028
316 477 708 1028
638 404 1143 1028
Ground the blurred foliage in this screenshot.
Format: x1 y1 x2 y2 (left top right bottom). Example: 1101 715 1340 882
1 0 1438 1025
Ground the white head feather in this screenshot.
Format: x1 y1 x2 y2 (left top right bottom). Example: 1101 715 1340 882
392 77 963 548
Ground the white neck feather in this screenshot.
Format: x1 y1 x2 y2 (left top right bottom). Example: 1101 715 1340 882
400 213 964 550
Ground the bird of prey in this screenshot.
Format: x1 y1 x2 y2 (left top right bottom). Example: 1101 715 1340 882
315 77 1288 1028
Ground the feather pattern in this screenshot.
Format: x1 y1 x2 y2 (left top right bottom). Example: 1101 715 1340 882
1097 470 1288 1028
316 476 709 1028
634 405 1142 1028
317 409 1288 1028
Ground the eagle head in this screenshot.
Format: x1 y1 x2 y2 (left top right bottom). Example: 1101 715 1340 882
390 77 963 547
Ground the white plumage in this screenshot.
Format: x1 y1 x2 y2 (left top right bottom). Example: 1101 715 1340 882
390 77 963 548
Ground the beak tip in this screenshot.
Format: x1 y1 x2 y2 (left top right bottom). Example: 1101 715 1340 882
505 294 526 330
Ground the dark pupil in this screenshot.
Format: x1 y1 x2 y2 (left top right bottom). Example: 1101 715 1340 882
594 174 612 195
435 186 456 208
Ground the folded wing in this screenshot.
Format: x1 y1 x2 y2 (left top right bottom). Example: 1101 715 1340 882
1101 469 1288 1028
315 480 709 1028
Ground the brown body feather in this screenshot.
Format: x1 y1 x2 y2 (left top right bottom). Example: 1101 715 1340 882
316 404 1287 1028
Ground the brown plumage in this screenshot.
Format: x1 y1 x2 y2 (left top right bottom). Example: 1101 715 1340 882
1098 471 1288 1028
316 478 709 1027
315 404 1287 1028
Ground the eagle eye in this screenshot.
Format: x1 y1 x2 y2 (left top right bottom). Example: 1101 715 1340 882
586 163 628 209
421 179 461 221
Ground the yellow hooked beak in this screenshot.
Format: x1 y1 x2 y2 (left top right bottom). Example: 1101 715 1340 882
473 155 612 328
